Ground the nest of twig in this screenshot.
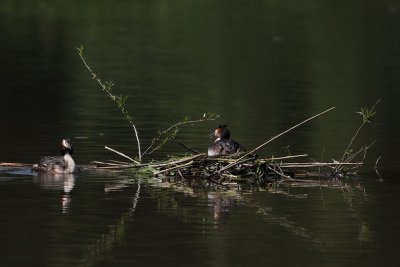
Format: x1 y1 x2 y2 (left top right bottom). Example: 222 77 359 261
85 103 378 187
92 151 363 187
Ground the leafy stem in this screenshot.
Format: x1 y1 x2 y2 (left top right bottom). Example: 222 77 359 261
334 99 381 174
142 113 220 157
77 46 142 162
77 46 219 162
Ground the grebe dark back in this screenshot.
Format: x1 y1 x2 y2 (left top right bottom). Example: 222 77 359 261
32 138 80 174
207 125 245 156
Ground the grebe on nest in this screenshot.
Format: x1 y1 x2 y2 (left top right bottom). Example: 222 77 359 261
32 138 80 174
207 125 245 156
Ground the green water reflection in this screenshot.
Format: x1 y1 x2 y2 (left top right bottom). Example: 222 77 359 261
0 0 399 266
1 171 397 267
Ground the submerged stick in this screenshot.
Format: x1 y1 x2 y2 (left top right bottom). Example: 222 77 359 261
207 107 336 178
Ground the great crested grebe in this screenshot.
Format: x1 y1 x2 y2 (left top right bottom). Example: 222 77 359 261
207 125 245 156
32 138 80 174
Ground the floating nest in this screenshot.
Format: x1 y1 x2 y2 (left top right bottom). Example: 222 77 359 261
92 152 363 187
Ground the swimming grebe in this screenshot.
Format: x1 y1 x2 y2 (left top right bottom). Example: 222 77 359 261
32 138 80 174
207 125 245 156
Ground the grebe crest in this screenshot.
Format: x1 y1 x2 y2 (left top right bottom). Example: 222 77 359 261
207 125 245 156
32 138 80 174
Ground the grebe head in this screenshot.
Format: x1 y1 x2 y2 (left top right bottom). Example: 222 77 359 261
207 125 245 156
210 125 230 140
61 138 73 155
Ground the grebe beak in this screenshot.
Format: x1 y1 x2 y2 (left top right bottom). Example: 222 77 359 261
62 139 72 149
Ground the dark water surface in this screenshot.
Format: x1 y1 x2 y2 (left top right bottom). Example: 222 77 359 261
1 1 400 266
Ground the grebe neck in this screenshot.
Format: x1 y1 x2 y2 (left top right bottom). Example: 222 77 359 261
63 153 76 173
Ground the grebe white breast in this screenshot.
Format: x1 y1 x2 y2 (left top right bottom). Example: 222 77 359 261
32 138 80 174
207 125 245 156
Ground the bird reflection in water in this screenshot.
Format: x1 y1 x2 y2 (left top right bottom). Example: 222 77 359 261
207 192 237 223
34 173 76 214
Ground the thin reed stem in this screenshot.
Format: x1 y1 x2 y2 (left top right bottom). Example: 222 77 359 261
334 99 381 174
105 146 140 164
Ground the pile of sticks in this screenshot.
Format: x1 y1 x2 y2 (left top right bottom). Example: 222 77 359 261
92 151 363 185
